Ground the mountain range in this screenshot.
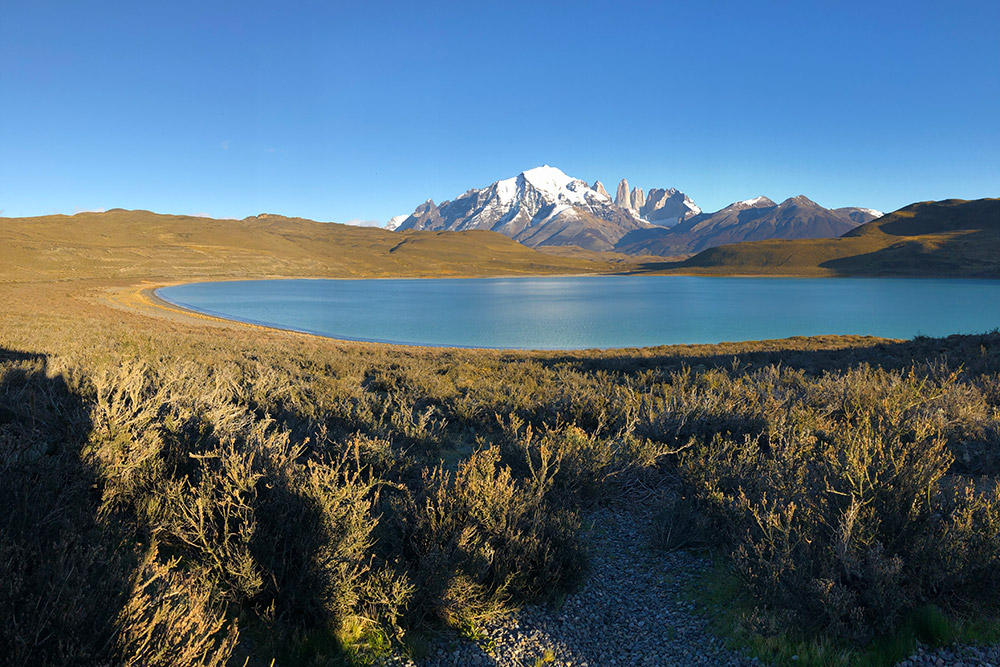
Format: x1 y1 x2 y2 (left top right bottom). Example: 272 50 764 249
390 166 882 256
617 195 882 256
673 198 1000 277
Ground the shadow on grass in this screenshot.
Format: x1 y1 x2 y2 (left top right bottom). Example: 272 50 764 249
0 346 361 666
820 227 1000 278
0 347 132 666
530 331 1000 379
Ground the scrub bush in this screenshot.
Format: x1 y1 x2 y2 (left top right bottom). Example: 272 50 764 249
677 367 1000 643
396 444 584 627
4 313 1000 662
115 546 238 667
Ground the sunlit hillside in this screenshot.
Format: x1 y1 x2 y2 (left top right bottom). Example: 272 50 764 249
0 209 622 283
671 198 1000 277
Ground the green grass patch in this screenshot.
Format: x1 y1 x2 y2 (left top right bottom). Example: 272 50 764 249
339 618 395 666
686 560 1000 667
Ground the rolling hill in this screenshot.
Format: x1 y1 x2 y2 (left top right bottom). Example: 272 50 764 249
670 198 1000 277
3 200 994 288
0 209 621 284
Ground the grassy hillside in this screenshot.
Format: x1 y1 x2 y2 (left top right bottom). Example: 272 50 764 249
0 209 622 284
668 198 1000 276
533 244 678 265
6 201 997 285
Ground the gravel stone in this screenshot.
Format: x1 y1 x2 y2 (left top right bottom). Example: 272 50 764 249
380 504 999 666
384 505 756 666
894 642 1000 667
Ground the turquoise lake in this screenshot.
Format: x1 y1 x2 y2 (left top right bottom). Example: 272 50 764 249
156 277 1000 350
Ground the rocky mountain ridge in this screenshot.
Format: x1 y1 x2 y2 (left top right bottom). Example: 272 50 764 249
618 195 881 256
390 166 881 255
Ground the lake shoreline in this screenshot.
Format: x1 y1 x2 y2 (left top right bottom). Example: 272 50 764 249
154 275 1000 351
110 280 898 356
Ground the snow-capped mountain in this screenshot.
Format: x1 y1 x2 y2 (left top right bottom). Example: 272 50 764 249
390 165 880 256
392 166 671 251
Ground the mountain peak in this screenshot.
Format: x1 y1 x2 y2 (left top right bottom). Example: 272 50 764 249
519 165 575 193
833 207 884 225
631 186 646 210
785 195 818 206
640 187 702 226
592 180 610 198
727 196 776 210
392 165 651 251
615 179 631 208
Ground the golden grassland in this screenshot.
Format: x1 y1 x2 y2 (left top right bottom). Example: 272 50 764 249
1 205 999 667
0 209 624 285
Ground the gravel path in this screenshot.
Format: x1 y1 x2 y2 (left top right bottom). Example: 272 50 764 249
383 505 997 667
897 644 1000 667
389 506 758 667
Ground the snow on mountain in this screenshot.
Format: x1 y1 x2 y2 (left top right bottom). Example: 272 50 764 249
387 166 880 257
832 207 884 225
385 214 409 231
738 196 772 207
393 166 658 251
727 196 778 210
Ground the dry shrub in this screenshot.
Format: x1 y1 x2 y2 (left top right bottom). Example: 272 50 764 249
398 444 583 627
116 545 238 667
496 413 675 506
919 479 1000 605
681 410 1000 643
251 438 402 632
82 356 397 650
651 492 712 552
154 434 267 603
8 315 1000 660
147 422 391 637
0 458 128 666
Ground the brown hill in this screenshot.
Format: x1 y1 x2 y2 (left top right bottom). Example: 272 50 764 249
672 198 1000 277
0 209 621 284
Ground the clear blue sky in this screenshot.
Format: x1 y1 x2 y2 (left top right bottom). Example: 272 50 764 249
2 1 998 223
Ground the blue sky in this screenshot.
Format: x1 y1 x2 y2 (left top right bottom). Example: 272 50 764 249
1 1 998 223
